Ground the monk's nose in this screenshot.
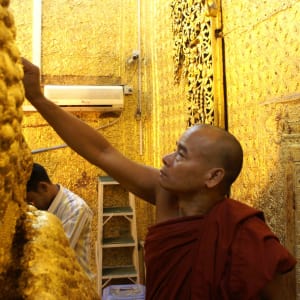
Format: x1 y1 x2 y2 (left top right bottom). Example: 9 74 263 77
162 152 175 166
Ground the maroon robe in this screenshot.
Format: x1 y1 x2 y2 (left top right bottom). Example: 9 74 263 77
144 198 296 300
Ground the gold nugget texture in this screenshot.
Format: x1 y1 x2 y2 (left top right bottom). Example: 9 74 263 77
0 1 99 299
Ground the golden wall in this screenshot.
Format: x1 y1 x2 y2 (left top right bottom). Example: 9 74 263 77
10 0 300 294
222 0 300 296
145 1 187 166
222 0 299 241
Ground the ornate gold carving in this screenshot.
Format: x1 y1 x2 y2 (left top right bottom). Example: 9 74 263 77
171 0 216 126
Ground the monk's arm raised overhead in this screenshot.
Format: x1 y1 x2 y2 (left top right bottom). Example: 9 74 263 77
21 58 159 204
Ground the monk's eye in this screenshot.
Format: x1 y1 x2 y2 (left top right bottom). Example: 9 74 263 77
175 150 184 161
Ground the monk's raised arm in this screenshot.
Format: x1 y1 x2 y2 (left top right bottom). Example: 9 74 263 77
21 58 159 204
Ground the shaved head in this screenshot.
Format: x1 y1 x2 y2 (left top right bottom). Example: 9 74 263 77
188 124 243 188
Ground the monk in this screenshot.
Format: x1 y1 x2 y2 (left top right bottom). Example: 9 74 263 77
22 58 296 299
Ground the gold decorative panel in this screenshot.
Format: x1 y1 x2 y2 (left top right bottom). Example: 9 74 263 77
171 0 223 127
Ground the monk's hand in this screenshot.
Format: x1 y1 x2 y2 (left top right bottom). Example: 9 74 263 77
21 57 44 104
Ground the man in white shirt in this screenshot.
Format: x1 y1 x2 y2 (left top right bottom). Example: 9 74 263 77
26 162 94 280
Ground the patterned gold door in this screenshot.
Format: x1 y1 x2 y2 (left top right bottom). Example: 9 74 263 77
171 0 225 128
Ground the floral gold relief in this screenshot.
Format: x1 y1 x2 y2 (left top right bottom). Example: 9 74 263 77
171 0 224 127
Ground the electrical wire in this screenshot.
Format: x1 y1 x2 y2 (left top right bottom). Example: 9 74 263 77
31 113 122 154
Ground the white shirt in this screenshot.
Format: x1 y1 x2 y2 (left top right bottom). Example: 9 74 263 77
48 184 94 279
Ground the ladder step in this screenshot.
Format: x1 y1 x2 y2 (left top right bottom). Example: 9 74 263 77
99 176 118 184
98 178 140 294
103 236 135 247
103 206 133 216
102 266 137 278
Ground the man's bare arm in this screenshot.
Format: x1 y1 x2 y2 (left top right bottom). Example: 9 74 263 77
21 58 159 204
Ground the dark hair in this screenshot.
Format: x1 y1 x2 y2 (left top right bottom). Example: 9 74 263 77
26 163 51 192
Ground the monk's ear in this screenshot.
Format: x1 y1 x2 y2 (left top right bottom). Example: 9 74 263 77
205 168 225 188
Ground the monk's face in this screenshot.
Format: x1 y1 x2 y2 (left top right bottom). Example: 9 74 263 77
160 125 218 193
